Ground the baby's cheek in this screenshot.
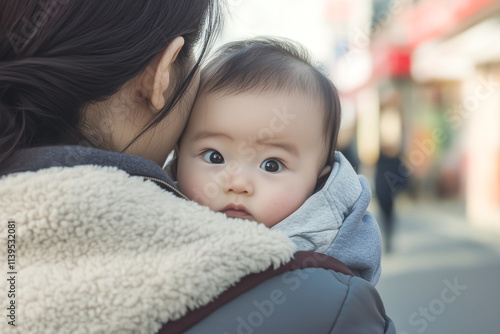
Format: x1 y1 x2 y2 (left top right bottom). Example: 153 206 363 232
180 177 208 205
261 196 303 228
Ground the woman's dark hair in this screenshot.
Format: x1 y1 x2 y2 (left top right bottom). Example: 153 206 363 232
200 37 341 167
0 0 222 165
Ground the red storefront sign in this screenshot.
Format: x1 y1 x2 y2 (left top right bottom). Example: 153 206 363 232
371 0 499 79
371 44 411 78
405 0 499 48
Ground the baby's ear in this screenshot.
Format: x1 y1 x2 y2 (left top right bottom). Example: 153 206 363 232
314 165 332 193
318 165 331 179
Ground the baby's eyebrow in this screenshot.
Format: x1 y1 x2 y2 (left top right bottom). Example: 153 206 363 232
191 131 233 142
258 140 298 157
190 131 298 156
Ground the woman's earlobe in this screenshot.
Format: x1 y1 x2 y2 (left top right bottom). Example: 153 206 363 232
150 36 185 111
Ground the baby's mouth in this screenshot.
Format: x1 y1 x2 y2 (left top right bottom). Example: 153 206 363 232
221 204 252 219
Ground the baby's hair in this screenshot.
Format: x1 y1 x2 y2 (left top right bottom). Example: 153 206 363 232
200 37 341 167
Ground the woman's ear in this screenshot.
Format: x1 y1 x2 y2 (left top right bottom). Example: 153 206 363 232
150 36 185 111
318 165 331 179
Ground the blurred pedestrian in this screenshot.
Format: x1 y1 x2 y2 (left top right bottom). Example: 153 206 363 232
375 90 408 253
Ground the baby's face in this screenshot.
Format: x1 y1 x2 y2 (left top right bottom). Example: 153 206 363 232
177 89 328 227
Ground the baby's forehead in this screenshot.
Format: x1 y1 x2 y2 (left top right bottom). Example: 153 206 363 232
196 84 328 123
191 88 328 142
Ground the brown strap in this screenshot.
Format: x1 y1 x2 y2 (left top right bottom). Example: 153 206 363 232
158 251 353 334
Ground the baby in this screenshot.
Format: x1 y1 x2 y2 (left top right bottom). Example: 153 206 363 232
171 38 381 284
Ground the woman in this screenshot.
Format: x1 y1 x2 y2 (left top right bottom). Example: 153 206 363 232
0 1 395 333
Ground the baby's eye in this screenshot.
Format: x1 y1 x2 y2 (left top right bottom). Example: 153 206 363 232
260 159 284 173
202 150 224 164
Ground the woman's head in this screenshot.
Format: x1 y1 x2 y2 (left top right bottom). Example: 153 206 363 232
0 0 222 165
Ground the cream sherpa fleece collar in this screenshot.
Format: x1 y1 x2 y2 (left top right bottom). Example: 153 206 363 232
0 166 295 333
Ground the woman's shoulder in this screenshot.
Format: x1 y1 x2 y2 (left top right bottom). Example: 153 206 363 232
0 146 297 333
0 145 175 185
175 251 395 334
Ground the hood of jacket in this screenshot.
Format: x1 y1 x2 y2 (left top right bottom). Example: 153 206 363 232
271 151 382 284
0 146 295 334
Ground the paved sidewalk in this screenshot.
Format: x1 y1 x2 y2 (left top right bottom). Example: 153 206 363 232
373 197 500 334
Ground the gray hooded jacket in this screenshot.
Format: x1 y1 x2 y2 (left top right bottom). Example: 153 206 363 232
272 151 382 284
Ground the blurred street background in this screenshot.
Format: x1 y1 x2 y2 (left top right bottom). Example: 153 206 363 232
372 195 500 333
221 0 500 333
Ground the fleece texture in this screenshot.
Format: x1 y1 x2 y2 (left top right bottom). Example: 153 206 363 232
272 151 382 284
0 166 295 334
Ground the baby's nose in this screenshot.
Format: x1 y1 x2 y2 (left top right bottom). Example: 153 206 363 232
223 172 254 195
